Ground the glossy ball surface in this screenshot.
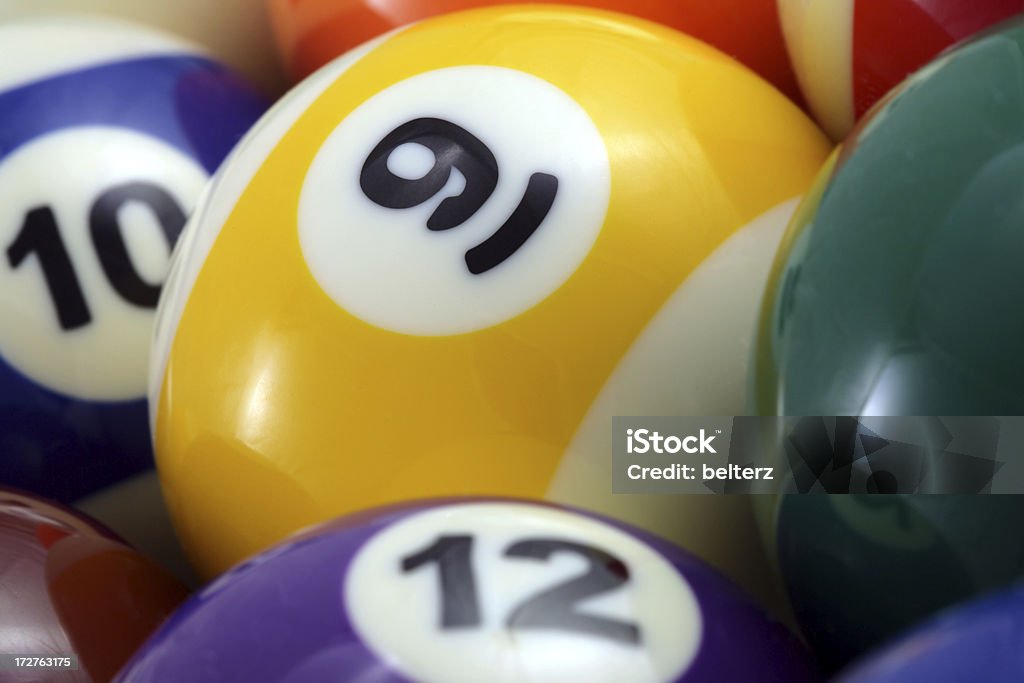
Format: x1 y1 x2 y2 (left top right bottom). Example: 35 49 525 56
779 0 1022 140
116 499 819 683
152 6 829 595
267 0 803 103
0 487 189 683
0 16 267 503
752 17 1024 671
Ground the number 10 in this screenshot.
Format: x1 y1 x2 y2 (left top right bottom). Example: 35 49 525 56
6 182 186 330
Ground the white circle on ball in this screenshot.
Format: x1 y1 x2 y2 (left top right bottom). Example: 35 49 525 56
0 126 207 401
298 66 611 336
344 502 702 683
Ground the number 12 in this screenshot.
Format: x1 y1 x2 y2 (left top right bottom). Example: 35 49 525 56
401 534 642 645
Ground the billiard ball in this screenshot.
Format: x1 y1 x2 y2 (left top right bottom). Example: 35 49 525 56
115 499 820 683
751 17 1024 671
0 15 267 505
0 14 267 583
0 1 285 94
779 0 1022 140
267 0 804 104
0 487 189 682
837 584 1024 683
151 6 830 604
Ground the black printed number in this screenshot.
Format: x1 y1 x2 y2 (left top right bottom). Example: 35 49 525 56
504 539 640 644
401 535 481 629
6 182 187 330
360 117 559 275
7 206 91 330
400 534 641 645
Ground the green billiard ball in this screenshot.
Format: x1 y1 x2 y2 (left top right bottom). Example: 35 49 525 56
752 17 1024 672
